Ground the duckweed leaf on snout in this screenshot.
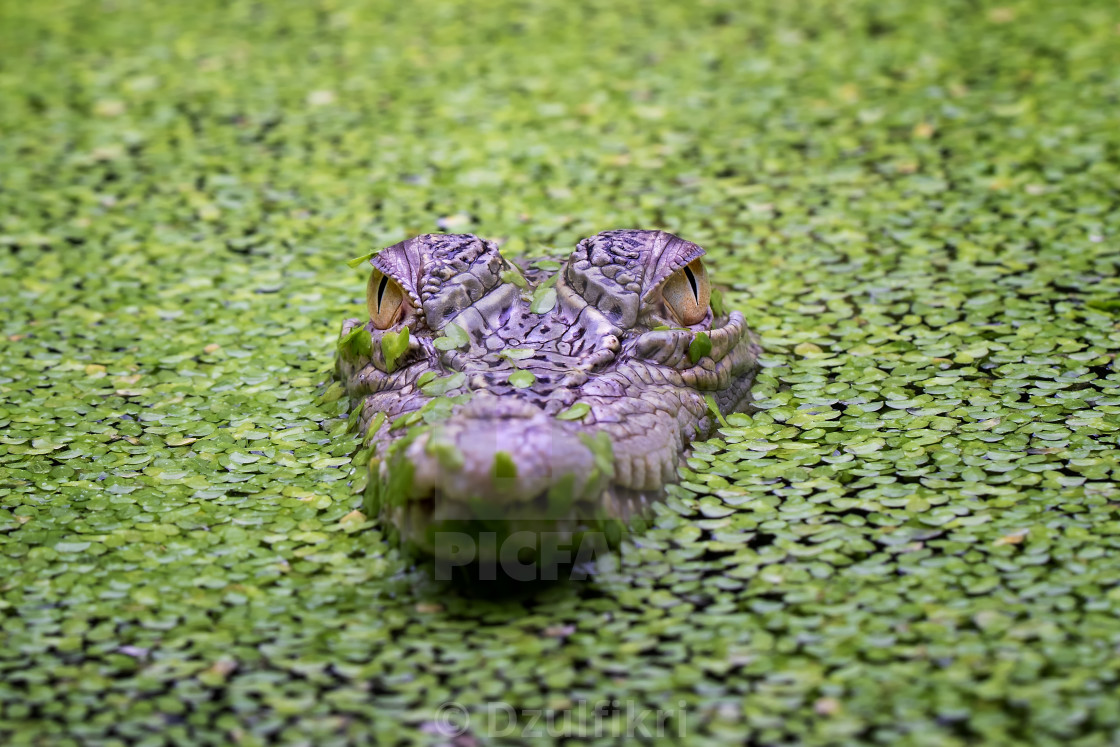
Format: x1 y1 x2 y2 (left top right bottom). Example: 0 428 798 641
433 323 471 351
381 327 410 373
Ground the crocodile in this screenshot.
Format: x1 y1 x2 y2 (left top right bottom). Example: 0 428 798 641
336 229 761 562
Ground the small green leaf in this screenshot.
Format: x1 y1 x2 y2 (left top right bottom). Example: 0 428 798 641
432 323 471 351
689 331 712 363
362 412 387 446
710 287 726 316
1086 298 1120 312
794 342 824 357
846 438 885 455
500 267 528 289
337 326 372 359
705 392 729 428
533 259 562 271
493 451 518 480
320 381 345 403
346 251 376 268
530 285 557 314
509 370 536 388
337 325 362 349
381 326 410 373
390 410 423 430
381 456 414 509
578 431 615 482
426 437 464 470
500 348 535 361
445 323 471 346
346 404 363 431
420 372 466 396
502 236 526 254
419 396 457 424
556 402 591 421
355 330 373 358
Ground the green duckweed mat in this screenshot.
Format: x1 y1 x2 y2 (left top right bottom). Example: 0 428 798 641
2 0 1120 744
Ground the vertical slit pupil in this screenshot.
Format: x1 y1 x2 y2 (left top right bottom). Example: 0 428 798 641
684 266 699 301
376 275 389 311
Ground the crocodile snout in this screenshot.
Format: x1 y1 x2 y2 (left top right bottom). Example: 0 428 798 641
419 397 608 499
374 397 620 560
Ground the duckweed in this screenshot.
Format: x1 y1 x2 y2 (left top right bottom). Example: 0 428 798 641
1 0 1118 744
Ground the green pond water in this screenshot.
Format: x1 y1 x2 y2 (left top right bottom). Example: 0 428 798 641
2 0 1119 744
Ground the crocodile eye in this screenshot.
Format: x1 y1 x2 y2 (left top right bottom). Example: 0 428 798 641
367 269 406 329
662 259 710 326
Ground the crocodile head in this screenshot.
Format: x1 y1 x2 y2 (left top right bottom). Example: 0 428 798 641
336 229 760 562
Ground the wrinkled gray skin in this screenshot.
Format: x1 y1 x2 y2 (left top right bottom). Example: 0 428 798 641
336 230 761 555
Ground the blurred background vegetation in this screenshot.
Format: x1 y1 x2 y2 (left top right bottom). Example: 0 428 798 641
1 0 1119 744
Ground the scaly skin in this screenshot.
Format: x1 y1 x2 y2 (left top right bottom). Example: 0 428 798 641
336 230 761 559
